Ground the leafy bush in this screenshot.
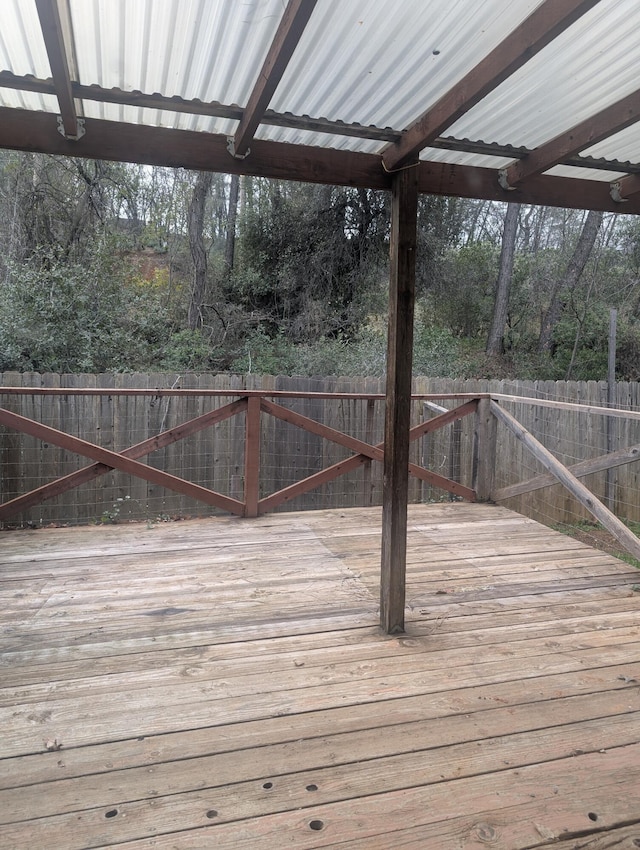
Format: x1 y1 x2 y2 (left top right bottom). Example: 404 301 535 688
156 329 222 371
0 243 165 372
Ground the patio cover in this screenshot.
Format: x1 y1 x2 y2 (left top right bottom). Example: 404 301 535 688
1 0 640 212
2 0 640 633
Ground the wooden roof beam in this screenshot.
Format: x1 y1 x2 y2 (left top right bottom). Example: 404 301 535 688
35 0 81 139
230 0 317 159
2 107 640 213
501 87 640 188
4 71 640 176
381 0 601 172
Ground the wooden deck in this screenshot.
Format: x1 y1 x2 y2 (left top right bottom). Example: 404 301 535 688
1 503 640 849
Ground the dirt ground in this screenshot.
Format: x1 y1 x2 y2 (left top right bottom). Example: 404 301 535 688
561 522 640 570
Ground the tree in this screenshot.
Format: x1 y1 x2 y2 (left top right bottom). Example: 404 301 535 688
187 170 213 330
224 174 240 272
232 181 388 343
537 209 603 353
486 202 520 356
0 243 168 371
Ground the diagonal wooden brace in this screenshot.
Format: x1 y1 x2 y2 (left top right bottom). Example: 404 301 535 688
0 404 245 517
258 399 477 512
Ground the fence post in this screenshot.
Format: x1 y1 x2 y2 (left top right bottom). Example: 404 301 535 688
244 395 261 517
363 398 375 506
473 397 497 501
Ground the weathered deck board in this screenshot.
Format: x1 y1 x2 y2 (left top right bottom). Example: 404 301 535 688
1 503 639 849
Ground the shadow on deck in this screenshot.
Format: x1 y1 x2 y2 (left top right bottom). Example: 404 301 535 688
1 503 640 849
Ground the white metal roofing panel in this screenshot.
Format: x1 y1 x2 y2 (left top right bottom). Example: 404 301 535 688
445 0 640 150
582 123 640 168
0 0 55 112
0 0 52 112
78 97 223 133
419 148 515 170
1 0 640 190
268 0 544 135
546 164 633 183
253 124 383 154
0 88 59 113
0 0 51 78
80 98 238 136
69 0 284 106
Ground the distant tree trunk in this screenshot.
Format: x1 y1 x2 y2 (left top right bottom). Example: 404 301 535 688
564 273 597 380
486 202 519 356
224 173 240 272
64 161 104 257
187 170 213 330
538 209 603 353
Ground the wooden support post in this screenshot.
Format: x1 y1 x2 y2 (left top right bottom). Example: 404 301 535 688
473 397 497 501
380 165 418 635
605 307 617 510
244 395 261 517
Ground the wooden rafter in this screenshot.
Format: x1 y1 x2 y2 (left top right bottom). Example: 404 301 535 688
416 158 640 214
35 0 80 139
231 0 317 158
381 0 600 172
4 70 639 175
503 87 640 187
0 72 401 142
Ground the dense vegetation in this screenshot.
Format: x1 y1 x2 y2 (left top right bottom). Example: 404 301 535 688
1 150 640 379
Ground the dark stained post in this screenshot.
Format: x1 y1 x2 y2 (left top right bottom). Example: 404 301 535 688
244 395 261 517
380 165 419 634
605 307 617 510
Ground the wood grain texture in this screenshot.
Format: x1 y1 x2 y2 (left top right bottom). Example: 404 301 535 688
5 374 640 528
1 503 640 848
381 166 419 634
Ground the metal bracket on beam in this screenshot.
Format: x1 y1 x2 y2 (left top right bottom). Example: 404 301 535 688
226 136 250 160
57 115 85 140
498 168 516 191
610 181 629 204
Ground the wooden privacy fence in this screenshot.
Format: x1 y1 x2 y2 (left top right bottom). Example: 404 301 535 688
2 374 640 558
0 387 481 524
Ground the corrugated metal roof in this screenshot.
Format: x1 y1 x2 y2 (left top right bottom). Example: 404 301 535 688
445 0 639 163
1 0 55 112
269 0 544 131
2 0 49 77
69 0 285 133
1 0 640 209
